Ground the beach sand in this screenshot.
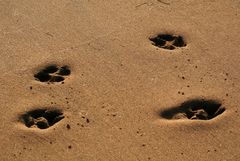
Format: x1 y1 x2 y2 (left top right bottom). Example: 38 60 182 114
0 0 240 160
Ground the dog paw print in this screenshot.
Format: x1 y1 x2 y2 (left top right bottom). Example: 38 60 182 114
160 99 225 120
149 34 186 50
34 65 71 83
20 108 64 129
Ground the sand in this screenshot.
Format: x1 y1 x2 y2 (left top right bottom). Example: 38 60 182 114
0 0 240 160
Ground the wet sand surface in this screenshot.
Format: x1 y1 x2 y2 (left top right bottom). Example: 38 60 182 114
0 0 240 160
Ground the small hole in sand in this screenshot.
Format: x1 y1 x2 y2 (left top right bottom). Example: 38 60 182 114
58 66 71 76
34 72 51 82
43 65 58 73
50 76 65 82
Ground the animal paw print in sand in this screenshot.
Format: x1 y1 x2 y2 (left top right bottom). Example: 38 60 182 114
160 99 225 120
149 34 186 50
34 65 71 83
20 109 64 129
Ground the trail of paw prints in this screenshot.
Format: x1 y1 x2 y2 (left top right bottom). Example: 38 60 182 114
160 99 225 120
149 34 186 50
34 65 71 83
19 108 64 129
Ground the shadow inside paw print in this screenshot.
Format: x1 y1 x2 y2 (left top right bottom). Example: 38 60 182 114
149 34 186 50
34 65 71 83
160 99 225 120
20 108 64 129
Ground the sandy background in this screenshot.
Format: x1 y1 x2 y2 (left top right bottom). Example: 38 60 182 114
0 0 240 160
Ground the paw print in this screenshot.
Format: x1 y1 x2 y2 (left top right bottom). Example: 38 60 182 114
20 108 64 129
150 34 186 50
34 65 71 83
160 99 225 120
